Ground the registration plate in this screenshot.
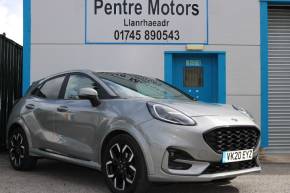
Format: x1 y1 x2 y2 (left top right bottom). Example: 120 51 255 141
222 149 253 163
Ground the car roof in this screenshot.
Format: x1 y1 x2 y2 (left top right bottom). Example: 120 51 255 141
33 70 156 92
40 69 93 80
40 70 145 79
38 70 152 83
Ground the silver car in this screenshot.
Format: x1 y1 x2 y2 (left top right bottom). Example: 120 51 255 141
7 70 261 193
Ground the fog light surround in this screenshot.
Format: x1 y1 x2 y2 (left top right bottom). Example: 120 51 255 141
167 148 194 170
161 148 210 176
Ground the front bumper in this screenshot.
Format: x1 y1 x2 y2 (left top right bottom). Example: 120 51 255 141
139 115 261 182
149 166 262 182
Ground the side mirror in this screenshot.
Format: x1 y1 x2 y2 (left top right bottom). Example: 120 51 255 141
78 88 101 107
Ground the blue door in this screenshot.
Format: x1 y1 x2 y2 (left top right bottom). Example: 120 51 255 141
172 54 218 103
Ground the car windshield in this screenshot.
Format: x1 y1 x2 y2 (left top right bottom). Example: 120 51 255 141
95 72 193 101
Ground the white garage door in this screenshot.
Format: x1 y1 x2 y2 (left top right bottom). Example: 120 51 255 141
268 6 290 153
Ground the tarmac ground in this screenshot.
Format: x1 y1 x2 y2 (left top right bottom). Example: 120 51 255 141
1 152 290 193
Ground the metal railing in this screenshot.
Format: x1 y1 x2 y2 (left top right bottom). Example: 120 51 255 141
0 34 23 150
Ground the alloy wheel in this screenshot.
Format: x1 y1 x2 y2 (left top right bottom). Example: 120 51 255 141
9 132 25 168
105 143 137 191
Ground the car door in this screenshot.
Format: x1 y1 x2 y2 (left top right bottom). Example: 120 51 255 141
22 75 66 150
53 73 108 161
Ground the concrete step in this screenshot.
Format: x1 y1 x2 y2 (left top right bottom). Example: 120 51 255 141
260 149 290 163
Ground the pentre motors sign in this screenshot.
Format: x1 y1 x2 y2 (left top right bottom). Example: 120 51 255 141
85 0 208 44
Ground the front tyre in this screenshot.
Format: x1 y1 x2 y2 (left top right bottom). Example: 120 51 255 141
8 127 37 170
102 134 150 193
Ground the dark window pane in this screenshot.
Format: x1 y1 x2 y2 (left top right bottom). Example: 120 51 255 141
38 76 65 99
184 67 203 87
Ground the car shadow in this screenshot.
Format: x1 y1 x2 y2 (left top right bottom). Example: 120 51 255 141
30 159 239 193
150 182 239 193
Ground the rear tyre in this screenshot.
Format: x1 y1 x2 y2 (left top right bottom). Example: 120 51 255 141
8 127 37 170
102 134 150 193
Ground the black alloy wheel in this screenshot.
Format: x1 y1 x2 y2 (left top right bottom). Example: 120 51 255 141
8 127 37 170
102 134 150 193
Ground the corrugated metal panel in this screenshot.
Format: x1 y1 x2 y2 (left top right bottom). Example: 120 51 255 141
0 34 23 150
267 6 290 154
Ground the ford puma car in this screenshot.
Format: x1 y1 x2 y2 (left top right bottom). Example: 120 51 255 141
7 70 261 193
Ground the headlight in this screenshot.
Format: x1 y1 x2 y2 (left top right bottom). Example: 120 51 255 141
147 102 196 126
232 105 254 120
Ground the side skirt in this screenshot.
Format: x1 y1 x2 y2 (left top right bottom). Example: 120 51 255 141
30 148 101 171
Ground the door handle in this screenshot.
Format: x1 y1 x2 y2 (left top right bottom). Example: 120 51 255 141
57 106 69 113
25 104 35 110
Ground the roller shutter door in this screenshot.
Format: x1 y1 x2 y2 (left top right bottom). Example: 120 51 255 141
268 6 290 153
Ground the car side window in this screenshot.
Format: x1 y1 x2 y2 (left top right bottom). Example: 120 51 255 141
64 74 98 100
35 76 65 99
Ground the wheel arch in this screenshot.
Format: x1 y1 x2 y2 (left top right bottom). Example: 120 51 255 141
100 129 155 176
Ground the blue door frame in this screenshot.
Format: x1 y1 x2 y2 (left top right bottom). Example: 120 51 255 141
164 51 226 104
172 54 218 103
260 0 290 148
23 0 31 95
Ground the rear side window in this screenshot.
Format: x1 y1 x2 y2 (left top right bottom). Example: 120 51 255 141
36 76 65 99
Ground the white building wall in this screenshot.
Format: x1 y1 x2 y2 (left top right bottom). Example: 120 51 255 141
30 0 261 124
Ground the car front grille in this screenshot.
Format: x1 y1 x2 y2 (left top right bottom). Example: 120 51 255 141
203 126 260 154
203 159 258 174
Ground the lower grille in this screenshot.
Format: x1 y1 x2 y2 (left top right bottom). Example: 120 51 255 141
203 126 260 154
203 159 258 174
